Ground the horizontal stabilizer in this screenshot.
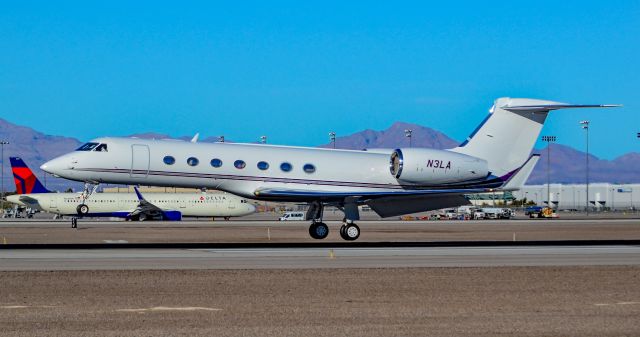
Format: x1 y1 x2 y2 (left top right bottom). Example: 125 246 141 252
502 103 621 113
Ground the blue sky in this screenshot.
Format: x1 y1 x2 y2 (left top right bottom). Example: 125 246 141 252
0 1 638 159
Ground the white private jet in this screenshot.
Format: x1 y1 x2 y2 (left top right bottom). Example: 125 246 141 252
41 97 618 239
7 157 255 227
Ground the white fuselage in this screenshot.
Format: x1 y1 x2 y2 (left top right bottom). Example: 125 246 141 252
41 137 489 201
6 192 256 217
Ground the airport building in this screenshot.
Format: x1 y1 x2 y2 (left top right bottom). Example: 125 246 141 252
512 183 639 211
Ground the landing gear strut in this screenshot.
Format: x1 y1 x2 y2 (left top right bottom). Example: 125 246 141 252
77 182 99 215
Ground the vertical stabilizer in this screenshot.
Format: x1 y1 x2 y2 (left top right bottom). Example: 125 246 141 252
10 157 51 194
451 97 619 177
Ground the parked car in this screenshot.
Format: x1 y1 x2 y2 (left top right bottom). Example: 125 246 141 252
279 212 305 221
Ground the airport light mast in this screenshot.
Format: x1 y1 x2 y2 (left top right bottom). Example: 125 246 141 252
542 135 556 209
0 141 8 205
329 131 336 149
580 120 590 215
405 129 413 148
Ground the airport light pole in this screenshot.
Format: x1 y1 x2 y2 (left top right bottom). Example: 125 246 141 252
580 120 590 215
404 129 413 148
329 132 336 149
542 135 556 208
260 136 267 144
0 141 8 205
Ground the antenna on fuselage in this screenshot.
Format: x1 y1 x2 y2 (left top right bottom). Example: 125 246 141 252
190 133 200 143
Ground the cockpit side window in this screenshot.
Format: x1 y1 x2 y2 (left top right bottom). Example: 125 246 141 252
76 142 99 151
95 143 108 152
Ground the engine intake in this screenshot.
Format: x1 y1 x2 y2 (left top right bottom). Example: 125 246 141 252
390 148 489 185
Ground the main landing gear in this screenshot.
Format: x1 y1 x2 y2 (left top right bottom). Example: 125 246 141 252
339 222 360 241
305 200 361 241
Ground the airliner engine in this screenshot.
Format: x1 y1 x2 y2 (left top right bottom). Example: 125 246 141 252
389 148 488 185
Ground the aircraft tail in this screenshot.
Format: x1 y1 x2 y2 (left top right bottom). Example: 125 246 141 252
10 157 51 194
501 154 540 190
451 97 619 178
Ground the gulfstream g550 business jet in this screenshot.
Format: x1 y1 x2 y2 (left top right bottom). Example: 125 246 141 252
41 97 618 240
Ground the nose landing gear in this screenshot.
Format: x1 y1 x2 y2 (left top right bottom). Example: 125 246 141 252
76 204 89 215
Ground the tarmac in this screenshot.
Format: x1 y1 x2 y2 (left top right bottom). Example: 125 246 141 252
0 216 639 336
0 217 638 243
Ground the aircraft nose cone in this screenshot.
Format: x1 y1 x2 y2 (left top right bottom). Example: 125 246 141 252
41 157 66 175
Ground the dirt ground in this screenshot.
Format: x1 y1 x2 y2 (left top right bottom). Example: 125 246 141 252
1 266 639 337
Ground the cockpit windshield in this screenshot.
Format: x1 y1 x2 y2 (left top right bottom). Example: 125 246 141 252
76 142 107 152
76 143 99 151
95 143 108 152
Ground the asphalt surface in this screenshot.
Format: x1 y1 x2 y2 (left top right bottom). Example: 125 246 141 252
0 218 638 244
1 245 640 270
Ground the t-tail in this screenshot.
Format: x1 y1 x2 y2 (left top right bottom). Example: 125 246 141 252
10 157 52 194
451 97 620 180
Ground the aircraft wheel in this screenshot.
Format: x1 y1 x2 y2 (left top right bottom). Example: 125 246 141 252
76 204 89 215
340 223 360 241
309 222 329 240
139 214 147 221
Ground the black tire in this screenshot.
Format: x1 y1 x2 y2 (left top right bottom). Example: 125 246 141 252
76 204 89 215
341 223 360 241
309 222 329 240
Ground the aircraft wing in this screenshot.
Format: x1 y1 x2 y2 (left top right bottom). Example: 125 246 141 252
253 187 491 200
18 195 39 204
130 187 182 221
254 187 478 218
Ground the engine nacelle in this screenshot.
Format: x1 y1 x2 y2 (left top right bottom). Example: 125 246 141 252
389 148 489 185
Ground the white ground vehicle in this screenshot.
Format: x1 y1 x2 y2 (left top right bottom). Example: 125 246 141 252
481 208 503 219
279 212 305 221
473 210 486 219
441 209 459 219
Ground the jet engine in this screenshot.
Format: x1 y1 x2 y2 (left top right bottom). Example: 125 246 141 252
389 148 489 185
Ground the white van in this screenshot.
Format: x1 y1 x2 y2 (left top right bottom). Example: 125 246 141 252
279 212 305 221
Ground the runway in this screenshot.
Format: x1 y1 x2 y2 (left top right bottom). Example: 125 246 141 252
2 244 640 270
0 218 638 244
